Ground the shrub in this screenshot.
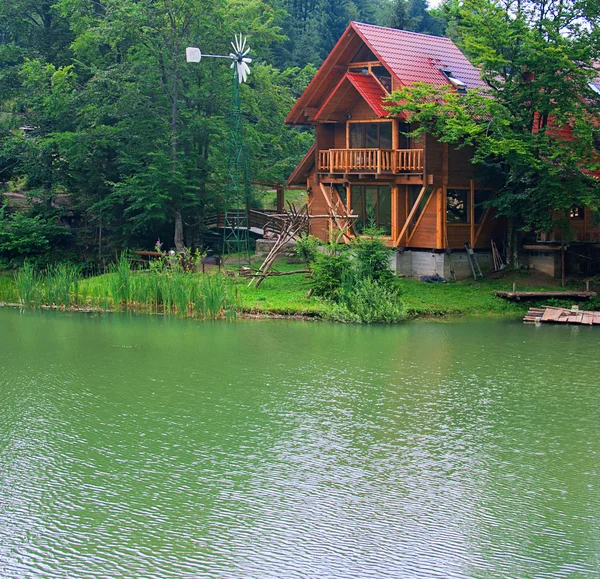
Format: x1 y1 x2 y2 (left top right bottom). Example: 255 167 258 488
352 226 396 288
325 277 407 324
309 250 351 299
295 233 320 264
0 211 72 268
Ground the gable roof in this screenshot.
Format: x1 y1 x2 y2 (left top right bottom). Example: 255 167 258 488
352 23 487 91
286 22 487 125
315 72 389 121
286 143 315 186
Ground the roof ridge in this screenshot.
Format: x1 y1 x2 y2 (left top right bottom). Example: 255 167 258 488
351 21 450 41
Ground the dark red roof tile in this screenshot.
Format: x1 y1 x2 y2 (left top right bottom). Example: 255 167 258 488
353 22 487 91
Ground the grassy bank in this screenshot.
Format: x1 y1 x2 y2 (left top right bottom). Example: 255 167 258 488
1 258 597 321
234 260 599 318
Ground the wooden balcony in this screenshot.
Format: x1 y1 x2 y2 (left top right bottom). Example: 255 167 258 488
318 148 423 174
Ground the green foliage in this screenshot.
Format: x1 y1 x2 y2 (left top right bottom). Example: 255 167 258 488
352 227 396 287
0 0 318 256
306 231 406 323
309 250 351 299
325 277 407 323
0 211 72 267
15 261 39 307
294 233 320 263
45 263 80 307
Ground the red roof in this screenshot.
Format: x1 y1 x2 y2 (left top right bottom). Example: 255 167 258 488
353 22 487 90
315 72 389 121
286 22 487 125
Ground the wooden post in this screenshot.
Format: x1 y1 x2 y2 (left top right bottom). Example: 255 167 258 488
436 187 444 249
561 242 566 288
276 186 285 213
395 185 426 247
470 181 475 247
391 185 399 242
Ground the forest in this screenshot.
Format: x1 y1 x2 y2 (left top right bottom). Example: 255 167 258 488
0 0 441 267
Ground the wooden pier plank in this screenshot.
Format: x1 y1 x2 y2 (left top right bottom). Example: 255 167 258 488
524 305 600 326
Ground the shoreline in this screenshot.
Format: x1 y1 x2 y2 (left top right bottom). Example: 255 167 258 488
0 301 525 322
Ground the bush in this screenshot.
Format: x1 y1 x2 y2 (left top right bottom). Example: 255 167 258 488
294 233 320 264
0 211 72 268
325 277 407 323
352 229 396 288
309 250 351 299
306 227 406 323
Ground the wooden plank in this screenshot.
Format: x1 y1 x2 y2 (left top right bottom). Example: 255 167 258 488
395 185 426 246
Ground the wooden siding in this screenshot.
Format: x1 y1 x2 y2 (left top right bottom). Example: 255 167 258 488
307 174 329 240
448 145 474 188
408 191 438 247
424 134 444 186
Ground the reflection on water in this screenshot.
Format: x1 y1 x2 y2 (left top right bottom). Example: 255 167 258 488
1 309 599 578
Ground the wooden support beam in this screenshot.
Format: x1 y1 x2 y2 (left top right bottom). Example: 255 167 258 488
473 207 492 247
408 188 436 246
395 185 426 246
436 187 444 249
469 181 475 247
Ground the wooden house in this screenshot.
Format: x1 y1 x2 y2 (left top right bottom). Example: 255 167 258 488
285 22 505 279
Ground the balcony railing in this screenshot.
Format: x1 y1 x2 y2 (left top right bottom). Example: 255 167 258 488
318 148 423 174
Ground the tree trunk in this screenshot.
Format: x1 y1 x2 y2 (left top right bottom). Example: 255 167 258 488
174 209 184 253
506 216 522 269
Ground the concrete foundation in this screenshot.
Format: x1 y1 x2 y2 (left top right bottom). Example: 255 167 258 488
523 250 562 278
255 239 296 258
391 249 495 281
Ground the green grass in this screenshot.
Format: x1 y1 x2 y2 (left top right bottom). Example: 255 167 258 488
230 258 599 319
2 258 598 320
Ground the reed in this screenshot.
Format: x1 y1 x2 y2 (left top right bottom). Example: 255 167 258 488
4 259 237 320
16 262 39 308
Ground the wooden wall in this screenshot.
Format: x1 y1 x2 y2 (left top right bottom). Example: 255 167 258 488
349 99 378 120
334 123 346 148
408 192 438 247
448 145 474 188
307 173 329 240
424 134 444 186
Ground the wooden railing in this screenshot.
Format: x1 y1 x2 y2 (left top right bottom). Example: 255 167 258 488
318 148 423 174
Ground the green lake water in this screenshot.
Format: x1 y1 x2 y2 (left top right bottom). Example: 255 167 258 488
1 308 599 578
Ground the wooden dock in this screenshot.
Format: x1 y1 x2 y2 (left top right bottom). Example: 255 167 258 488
495 290 597 301
524 306 600 325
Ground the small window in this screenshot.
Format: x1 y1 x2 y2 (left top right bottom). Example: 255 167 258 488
571 207 584 220
398 122 411 149
441 69 467 93
447 189 469 223
408 185 433 234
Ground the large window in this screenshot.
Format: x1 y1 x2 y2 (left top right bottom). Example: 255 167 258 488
351 185 392 235
447 188 469 223
349 122 392 149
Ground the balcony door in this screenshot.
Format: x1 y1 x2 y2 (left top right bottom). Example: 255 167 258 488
350 185 392 235
349 122 392 149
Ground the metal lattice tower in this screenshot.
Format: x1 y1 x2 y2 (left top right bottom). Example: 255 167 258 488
223 68 251 264
186 35 253 268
